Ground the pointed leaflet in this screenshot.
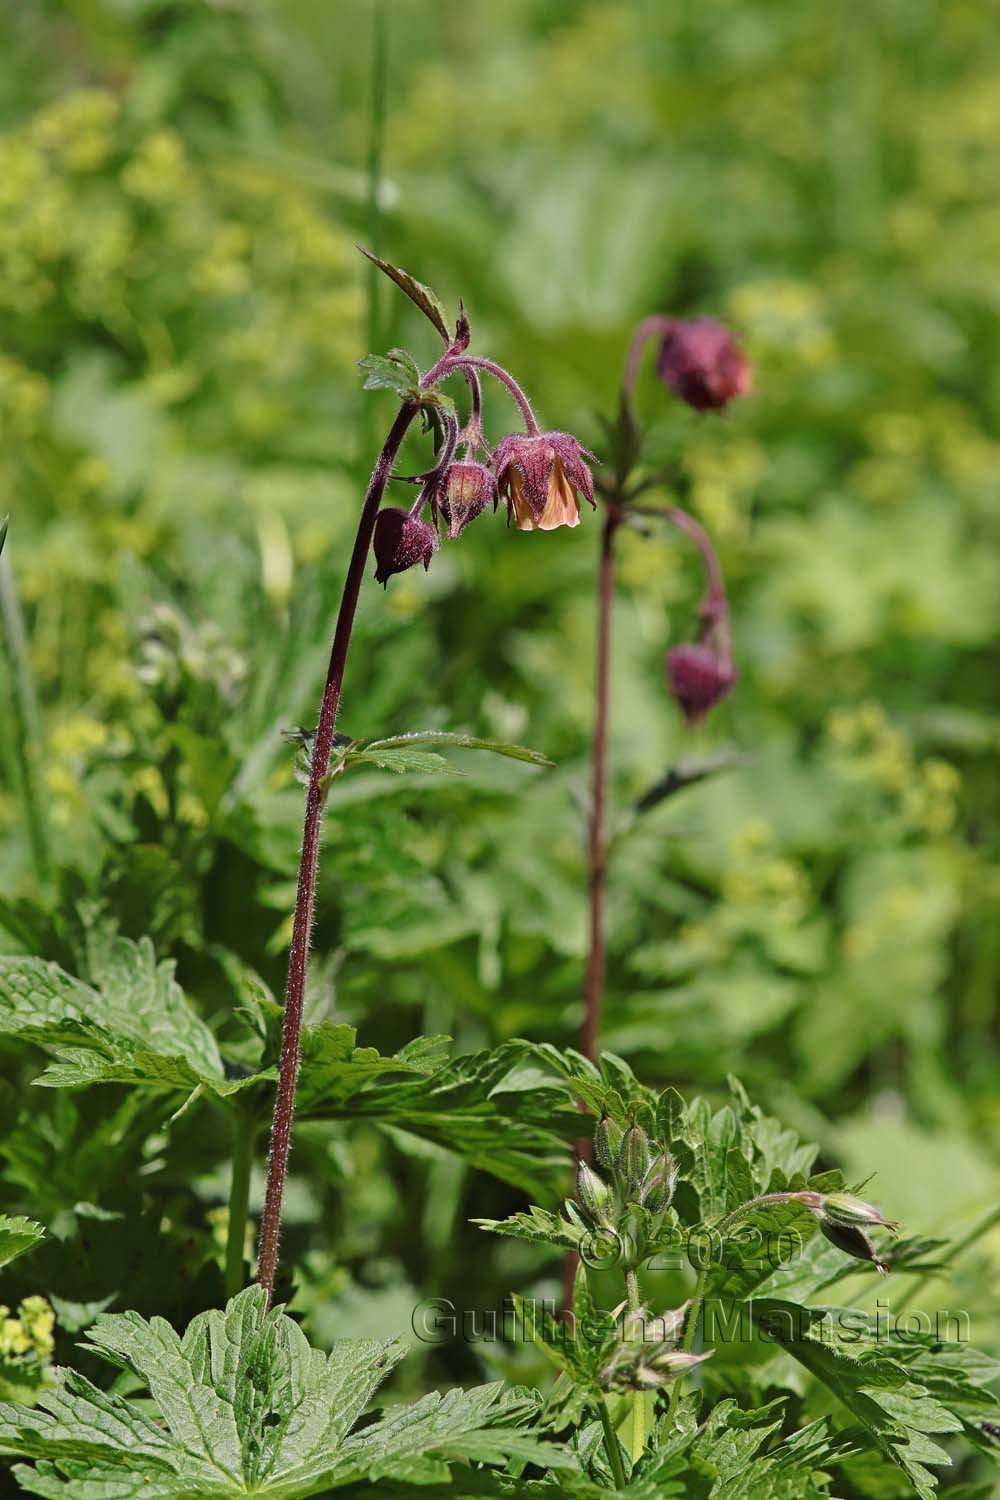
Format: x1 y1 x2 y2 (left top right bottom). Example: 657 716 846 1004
359 249 450 341
0 1288 568 1497
0 1216 45 1271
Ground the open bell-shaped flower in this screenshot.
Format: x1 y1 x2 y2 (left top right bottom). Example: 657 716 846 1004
438 461 496 540
656 318 751 412
494 431 596 532
372 507 437 586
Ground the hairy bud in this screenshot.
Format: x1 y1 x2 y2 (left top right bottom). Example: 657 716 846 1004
619 1124 651 1198
819 1219 891 1275
656 318 751 412
438 461 496 540
666 643 736 726
796 1190 898 1276
373 508 437 586
494 431 596 532
639 1153 678 1213
576 1161 613 1226
594 1116 624 1172
817 1192 899 1232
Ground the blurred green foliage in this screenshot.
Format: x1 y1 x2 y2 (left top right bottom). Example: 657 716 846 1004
0 0 998 1488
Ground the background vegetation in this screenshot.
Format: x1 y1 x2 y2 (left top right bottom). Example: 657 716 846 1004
1 1 998 1492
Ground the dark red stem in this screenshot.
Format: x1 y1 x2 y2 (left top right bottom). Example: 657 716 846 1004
623 313 675 398
257 398 419 1304
563 507 620 1315
581 509 619 1064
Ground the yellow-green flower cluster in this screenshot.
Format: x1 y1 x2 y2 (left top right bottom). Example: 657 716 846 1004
0 1296 55 1361
827 701 961 837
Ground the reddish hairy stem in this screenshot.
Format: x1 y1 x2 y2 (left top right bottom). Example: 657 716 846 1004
444 354 540 434
623 313 674 398
563 508 621 1314
632 503 732 665
581 509 619 1064
257 398 419 1304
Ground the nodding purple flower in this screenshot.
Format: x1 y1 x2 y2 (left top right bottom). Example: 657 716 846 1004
372 507 437 586
656 318 751 412
494 431 596 532
666 643 737 725
438 460 496 540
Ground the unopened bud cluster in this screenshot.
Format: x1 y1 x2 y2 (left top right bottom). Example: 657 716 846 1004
599 1299 710 1393
575 1117 678 1248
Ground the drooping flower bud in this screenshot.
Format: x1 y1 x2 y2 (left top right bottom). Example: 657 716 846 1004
438 461 496 540
618 1124 651 1199
576 1161 613 1227
656 318 751 412
666 643 737 726
639 1152 678 1213
795 1190 898 1276
494 431 596 532
594 1116 625 1172
819 1220 891 1276
372 507 437 586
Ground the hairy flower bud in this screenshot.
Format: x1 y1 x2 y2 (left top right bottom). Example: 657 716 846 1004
819 1220 891 1276
372 507 437 586
576 1161 613 1226
817 1193 899 1232
639 1152 678 1213
594 1116 624 1172
795 1191 898 1276
666 643 736 726
618 1124 651 1198
656 318 751 412
438 461 496 540
494 431 596 532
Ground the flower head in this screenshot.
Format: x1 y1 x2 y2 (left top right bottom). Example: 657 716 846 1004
657 318 751 412
438 460 496 540
494 431 596 532
372 507 437 586
666 643 737 725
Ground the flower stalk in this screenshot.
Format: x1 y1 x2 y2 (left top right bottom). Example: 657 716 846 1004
257 397 420 1303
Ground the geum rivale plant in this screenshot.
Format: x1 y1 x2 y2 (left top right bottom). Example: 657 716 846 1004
1 262 999 1498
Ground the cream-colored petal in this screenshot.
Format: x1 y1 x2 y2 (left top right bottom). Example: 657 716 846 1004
537 462 581 530
508 471 538 531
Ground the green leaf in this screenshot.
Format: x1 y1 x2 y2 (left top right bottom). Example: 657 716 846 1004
362 732 555 768
0 515 8 557
358 249 451 341
0 1216 44 1271
749 1299 969 1499
345 746 464 777
0 1288 568 1497
0 938 224 1087
357 348 422 400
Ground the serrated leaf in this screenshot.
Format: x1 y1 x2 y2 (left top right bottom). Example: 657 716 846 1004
0 1216 45 1271
0 1288 568 1497
358 348 422 400
474 1204 581 1251
749 1299 963 1499
0 939 223 1086
359 249 450 341
345 746 463 777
